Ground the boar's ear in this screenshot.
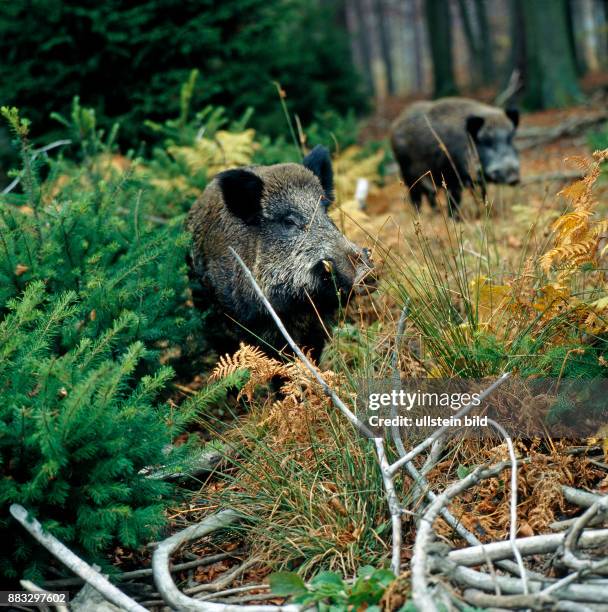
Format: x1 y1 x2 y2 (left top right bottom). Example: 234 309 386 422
217 169 264 224
466 115 485 141
303 145 334 201
505 108 520 129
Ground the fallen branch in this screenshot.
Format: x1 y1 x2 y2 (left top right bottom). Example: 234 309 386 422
9 504 145 612
19 580 68 612
521 170 586 185
374 437 403 574
516 113 608 150
447 529 608 566
152 509 298 611
433 557 608 603
411 461 512 612
563 486 603 509
462 588 591 611
196 585 269 602
562 495 608 572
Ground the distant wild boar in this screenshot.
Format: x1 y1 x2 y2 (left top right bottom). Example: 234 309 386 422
390 97 520 217
187 146 377 360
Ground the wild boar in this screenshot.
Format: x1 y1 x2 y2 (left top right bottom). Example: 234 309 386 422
187 146 376 360
390 97 520 217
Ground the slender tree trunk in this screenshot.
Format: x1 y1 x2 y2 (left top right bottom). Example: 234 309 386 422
509 0 526 83
565 0 587 76
474 0 496 83
456 0 482 86
425 0 458 97
373 0 395 95
347 0 374 94
361 0 387 99
580 0 600 72
521 0 583 109
602 0 608 68
412 0 425 91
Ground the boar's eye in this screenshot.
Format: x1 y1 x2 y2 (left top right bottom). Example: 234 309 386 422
282 216 302 230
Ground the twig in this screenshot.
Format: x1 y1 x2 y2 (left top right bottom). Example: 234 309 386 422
521 170 585 184
117 206 169 226
185 558 260 594
462 588 592 611
142 449 224 482
494 69 522 107
486 419 528 595
541 558 608 598
374 438 403 575
390 302 409 458
9 504 145 612
2 140 72 195
43 549 244 588
18 581 54 612
196 585 269 602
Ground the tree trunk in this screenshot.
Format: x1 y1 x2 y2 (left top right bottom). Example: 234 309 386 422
521 0 583 109
565 0 587 76
456 0 482 86
508 0 527 90
580 0 600 72
347 0 374 94
373 0 395 95
412 0 425 91
474 0 496 83
425 0 458 97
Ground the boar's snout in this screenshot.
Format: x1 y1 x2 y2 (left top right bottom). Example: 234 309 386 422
352 247 378 295
316 245 377 298
485 156 520 186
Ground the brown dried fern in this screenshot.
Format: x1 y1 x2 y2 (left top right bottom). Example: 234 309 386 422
211 343 287 402
540 149 608 287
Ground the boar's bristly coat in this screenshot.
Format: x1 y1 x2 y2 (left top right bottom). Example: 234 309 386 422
186 146 376 360
390 97 520 217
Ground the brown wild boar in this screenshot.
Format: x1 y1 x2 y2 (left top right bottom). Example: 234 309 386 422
390 97 520 217
186 146 377 360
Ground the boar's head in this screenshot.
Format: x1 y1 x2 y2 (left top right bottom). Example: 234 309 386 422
466 108 520 186
217 145 377 315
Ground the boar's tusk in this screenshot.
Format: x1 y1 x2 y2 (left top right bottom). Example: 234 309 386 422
322 259 333 273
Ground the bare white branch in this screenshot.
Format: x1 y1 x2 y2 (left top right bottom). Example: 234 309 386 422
10 504 146 612
152 509 299 611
